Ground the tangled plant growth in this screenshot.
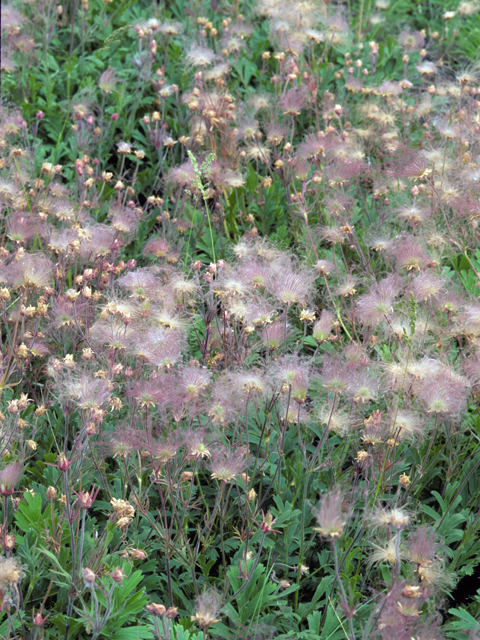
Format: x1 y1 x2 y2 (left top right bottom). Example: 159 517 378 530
1 0 480 638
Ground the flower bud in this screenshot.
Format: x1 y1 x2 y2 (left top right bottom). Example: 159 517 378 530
3 534 16 551
111 567 126 583
146 603 166 617
82 568 96 585
57 453 72 472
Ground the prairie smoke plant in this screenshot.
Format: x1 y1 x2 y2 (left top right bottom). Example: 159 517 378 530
0 462 22 496
416 369 470 417
355 275 401 327
0 555 25 596
267 264 316 306
210 447 247 483
191 588 222 629
313 488 347 540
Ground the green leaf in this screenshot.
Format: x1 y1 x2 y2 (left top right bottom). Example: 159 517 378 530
111 625 154 640
15 491 44 534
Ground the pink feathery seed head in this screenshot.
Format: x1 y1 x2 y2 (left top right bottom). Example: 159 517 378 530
178 364 211 400
457 303 480 337
227 369 269 399
465 351 480 388
183 428 214 460
321 358 358 396
244 298 277 327
79 224 117 260
396 202 431 226
234 116 259 142
210 446 247 483
318 405 354 437
6 212 40 244
355 274 401 327
314 259 335 276
98 423 144 460
214 267 251 300
264 122 287 147
312 309 335 343
110 204 140 235
191 588 223 629
375 581 427 640
127 374 170 410
50 295 87 330
362 410 389 445
262 316 290 349
297 132 330 162
452 192 480 224
388 235 434 272
0 462 22 496
89 317 139 352
416 368 471 417
324 159 367 186
411 273 445 302
209 166 245 190
98 67 118 94
117 267 163 300
280 397 312 425
208 376 244 426
435 288 464 316
10 253 54 290
54 370 113 411
147 434 181 466
279 86 307 116
270 355 310 403
1 6 25 30
318 225 346 246
398 29 425 51
134 326 185 367
167 160 196 189
348 370 380 404
0 555 26 591
312 487 348 540
144 237 171 259
387 148 429 180
389 409 425 440
267 265 316 306
186 43 216 67
236 258 270 290
335 275 358 298
366 235 394 254
407 526 443 566
323 193 355 218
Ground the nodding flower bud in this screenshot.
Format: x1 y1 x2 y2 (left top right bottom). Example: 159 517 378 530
57 453 72 472
0 462 23 496
146 603 166 617
165 607 178 619
111 567 126 583
3 534 16 551
389 508 410 530
74 485 100 509
258 510 281 536
33 610 50 627
82 568 96 585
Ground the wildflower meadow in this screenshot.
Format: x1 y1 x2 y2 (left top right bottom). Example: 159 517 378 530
1 0 480 638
